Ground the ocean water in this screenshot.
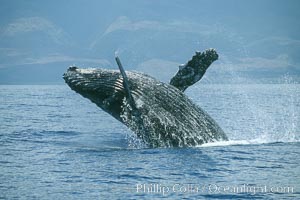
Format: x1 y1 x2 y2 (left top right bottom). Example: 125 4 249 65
0 84 299 199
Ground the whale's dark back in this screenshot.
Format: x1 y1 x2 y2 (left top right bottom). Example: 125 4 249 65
64 68 228 147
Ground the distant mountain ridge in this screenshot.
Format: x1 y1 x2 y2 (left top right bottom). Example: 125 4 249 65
0 0 299 84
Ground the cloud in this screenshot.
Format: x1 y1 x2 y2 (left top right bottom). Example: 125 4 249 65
103 16 163 35
216 54 293 72
246 36 300 48
102 16 219 35
90 16 221 49
136 59 179 82
24 55 111 65
0 48 29 57
1 17 71 45
239 55 291 69
0 54 111 68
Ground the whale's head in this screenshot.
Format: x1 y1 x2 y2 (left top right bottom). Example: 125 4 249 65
63 66 126 120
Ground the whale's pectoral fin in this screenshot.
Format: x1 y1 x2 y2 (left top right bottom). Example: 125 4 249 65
115 56 137 109
170 49 219 92
115 56 150 142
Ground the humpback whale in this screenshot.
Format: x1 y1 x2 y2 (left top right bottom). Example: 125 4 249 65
63 49 228 147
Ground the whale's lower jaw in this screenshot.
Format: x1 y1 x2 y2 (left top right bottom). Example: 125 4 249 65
64 67 228 148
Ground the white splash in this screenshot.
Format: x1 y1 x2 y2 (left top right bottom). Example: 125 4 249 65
199 139 271 148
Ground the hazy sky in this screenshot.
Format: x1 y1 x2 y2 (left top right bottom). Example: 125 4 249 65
0 0 299 84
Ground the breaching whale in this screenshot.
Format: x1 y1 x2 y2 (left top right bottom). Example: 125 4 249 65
63 49 228 147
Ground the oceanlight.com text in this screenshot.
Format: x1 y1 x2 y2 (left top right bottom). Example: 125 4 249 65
135 183 294 196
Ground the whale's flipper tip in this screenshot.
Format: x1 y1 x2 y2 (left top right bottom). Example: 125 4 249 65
170 49 219 92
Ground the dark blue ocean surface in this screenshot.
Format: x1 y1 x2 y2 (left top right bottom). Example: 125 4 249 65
0 84 299 199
